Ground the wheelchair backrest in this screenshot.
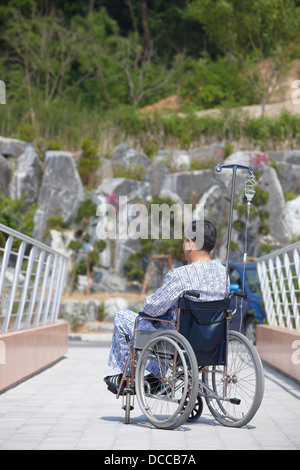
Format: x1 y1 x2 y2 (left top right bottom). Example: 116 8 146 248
178 295 231 367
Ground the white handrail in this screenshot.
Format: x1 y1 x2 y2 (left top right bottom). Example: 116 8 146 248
256 241 300 331
0 223 68 333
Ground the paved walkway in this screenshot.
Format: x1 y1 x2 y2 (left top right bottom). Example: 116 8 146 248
0 339 299 451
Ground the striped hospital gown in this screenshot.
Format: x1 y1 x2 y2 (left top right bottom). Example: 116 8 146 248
107 260 229 374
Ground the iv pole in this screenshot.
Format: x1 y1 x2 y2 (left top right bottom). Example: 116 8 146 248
215 163 254 283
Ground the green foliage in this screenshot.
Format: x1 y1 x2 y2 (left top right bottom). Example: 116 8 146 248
112 163 146 181
123 238 154 282
0 195 36 250
77 139 100 186
188 0 300 110
0 194 36 235
16 124 37 142
62 311 86 333
68 240 83 252
179 56 255 110
97 302 107 322
74 198 98 226
0 1 299 152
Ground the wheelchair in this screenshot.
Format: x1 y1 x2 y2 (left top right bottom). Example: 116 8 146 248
106 290 265 430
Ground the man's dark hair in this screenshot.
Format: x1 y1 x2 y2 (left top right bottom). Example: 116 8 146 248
190 220 217 253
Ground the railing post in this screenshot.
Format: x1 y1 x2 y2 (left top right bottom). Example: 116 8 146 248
0 235 14 299
257 241 300 332
2 241 26 333
41 254 59 325
0 223 69 332
14 246 37 330
24 250 46 329
33 252 53 327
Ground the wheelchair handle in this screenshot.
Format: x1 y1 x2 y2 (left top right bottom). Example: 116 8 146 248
232 291 247 299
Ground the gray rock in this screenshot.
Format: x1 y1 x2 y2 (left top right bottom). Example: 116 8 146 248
189 143 225 161
95 157 113 182
161 170 218 203
145 161 171 197
33 151 84 240
91 267 128 292
285 195 300 236
276 162 300 194
0 154 10 197
265 151 287 163
111 143 151 169
259 163 291 243
0 136 27 158
266 150 300 165
10 146 42 205
61 299 101 322
286 150 300 165
104 297 129 320
96 177 151 203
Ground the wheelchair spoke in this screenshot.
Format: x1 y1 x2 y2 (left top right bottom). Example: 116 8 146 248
135 331 198 430
203 331 264 427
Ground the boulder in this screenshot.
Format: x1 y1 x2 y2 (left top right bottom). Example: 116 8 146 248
61 299 101 322
104 297 129 320
9 146 42 205
171 150 190 171
145 161 171 197
91 267 128 292
285 195 300 237
161 170 218 203
0 154 10 197
189 143 225 162
33 151 84 240
111 143 151 169
96 177 151 203
276 162 300 194
0 136 27 157
259 163 291 243
49 229 75 258
286 150 300 165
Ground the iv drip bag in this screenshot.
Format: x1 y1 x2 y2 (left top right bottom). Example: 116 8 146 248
245 171 256 202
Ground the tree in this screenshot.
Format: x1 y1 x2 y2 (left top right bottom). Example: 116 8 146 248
2 7 92 115
109 32 181 106
188 0 300 113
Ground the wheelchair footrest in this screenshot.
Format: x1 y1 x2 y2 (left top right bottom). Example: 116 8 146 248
106 382 119 395
230 398 241 405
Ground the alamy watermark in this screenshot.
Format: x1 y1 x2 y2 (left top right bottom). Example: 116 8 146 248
95 196 204 248
0 80 5 104
291 340 300 365
291 80 300 104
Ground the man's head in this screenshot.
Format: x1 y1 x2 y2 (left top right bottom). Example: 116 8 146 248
183 220 217 261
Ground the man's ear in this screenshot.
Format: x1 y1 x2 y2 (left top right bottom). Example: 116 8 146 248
185 239 193 250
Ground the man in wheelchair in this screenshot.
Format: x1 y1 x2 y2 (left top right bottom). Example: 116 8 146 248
104 219 229 392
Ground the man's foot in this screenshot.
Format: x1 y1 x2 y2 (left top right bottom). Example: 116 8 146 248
145 373 163 394
104 374 124 394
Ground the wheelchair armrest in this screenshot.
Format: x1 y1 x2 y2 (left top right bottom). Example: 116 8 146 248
138 312 174 321
182 290 200 299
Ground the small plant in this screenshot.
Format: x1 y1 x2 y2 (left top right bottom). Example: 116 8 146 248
97 302 107 322
113 163 146 181
77 138 100 186
63 311 86 332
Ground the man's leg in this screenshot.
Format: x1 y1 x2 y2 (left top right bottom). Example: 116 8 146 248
108 309 138 373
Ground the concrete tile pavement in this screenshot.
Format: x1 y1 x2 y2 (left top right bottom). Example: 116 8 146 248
0 340 299 451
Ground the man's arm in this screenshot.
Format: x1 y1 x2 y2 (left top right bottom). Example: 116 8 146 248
143 269 182 317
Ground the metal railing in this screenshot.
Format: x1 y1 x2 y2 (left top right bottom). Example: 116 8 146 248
256 241 300 331
0 224 68 333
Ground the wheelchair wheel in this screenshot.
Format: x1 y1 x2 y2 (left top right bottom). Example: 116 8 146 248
135 330 198 430
203 330 264 428
186 394 203 422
